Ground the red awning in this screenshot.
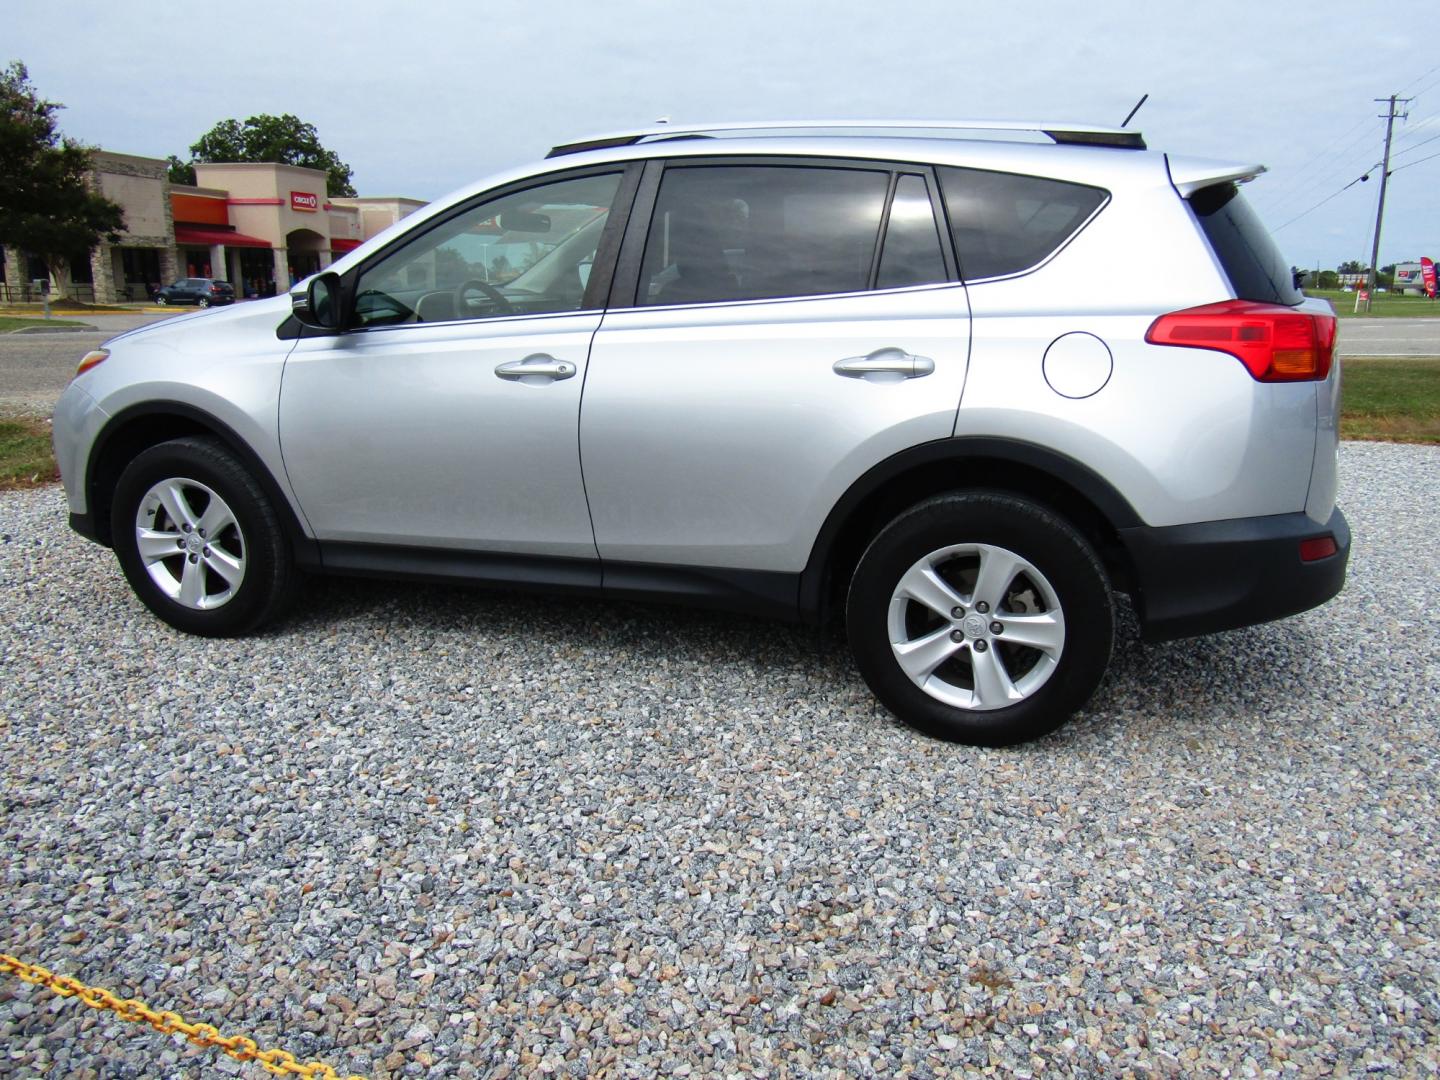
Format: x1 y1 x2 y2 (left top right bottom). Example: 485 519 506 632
330 237 362 253
174 225 271 249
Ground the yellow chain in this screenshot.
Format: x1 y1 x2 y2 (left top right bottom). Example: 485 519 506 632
0 953 370 1079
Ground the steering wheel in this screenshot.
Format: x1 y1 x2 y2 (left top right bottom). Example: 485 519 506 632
455 278 514 316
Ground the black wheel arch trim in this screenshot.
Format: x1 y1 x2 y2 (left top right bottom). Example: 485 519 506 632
797 436 1143 621
84 401 320 568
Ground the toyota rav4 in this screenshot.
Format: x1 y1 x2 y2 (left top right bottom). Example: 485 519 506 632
52 120 1349 745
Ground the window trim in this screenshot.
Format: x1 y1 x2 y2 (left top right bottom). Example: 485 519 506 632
607 155 962 312
870 168 957 291
336 161 643 332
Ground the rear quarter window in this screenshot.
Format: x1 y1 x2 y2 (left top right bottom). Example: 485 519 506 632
937 167 1108 280
1189 183 1301 305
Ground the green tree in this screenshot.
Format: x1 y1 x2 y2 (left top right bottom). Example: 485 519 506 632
166 154 195 186
176 114 356 197
0 61 125 290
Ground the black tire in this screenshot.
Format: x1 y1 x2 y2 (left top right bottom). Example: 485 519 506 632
197 297 210 308
110 437 298 636
155 295 168 305
846 492 1113 746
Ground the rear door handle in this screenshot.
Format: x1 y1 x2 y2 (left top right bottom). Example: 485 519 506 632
495 354 577 382
833 348 935 380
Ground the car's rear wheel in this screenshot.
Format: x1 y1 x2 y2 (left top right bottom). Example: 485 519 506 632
111 437 297 636
155 295 168 305
846 492 1114 746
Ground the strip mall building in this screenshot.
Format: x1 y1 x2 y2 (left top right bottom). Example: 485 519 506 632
0 150 425 303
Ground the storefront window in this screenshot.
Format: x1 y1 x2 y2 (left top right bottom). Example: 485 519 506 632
237 248 275 298
183 249 213 278
121 248 161 301
69 251 93 285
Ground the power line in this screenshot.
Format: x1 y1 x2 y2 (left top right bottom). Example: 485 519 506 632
1262 64 1440 213
1389 147 1440 173
1260 142 1384 217
1272 169 1374 231
1393 62 1440 93
1256 128 1386 212
1404 73 1440 103
1390 130 1440 159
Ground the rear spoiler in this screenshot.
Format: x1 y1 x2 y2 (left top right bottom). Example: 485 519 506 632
1165 155 1266 198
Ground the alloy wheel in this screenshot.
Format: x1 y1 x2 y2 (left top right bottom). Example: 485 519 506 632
886 542 1065 711
133 477 246 610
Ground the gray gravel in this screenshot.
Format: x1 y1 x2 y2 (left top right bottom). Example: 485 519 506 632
2 442 1437 1078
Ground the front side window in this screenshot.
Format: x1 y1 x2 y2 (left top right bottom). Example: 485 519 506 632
937 166 1107 280
353 172 623 327
638 165 890 306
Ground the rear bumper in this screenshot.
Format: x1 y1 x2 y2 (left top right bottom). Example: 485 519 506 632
1120 507 1350 641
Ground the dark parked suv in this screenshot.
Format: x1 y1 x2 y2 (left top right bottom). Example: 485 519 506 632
154 278 235 307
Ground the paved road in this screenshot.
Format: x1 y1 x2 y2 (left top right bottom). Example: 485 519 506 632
1338 317 1440 357
0 312 175 413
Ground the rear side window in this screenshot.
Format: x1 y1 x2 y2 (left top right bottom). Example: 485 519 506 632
638 165 889 305
937 167 1107 280
1189 183 1301 305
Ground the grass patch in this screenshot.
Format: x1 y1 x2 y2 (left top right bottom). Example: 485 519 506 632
1306 289 1440 318
0 315 88 332
1340 357 1440 443
0 417 58 488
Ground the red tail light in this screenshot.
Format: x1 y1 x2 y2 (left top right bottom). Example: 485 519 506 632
1145 300 1336 382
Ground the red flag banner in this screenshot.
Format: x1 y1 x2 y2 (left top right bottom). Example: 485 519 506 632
1422 257 1437 299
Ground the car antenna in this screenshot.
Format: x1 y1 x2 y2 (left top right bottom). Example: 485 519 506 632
1120 94 1149 128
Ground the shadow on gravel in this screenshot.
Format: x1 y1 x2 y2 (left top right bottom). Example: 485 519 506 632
280 573 837 667
272 575 1335 749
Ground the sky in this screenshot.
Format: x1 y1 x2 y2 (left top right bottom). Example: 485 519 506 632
6 0 1438 271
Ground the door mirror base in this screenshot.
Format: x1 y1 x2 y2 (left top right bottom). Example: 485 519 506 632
291 271 343 332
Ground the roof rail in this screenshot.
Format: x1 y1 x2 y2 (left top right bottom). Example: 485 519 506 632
547 120 1146 158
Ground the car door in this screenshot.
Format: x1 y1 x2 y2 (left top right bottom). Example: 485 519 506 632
581 160 971 575
278 166 636 560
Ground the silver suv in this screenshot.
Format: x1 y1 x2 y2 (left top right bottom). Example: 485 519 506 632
52 120 1349 746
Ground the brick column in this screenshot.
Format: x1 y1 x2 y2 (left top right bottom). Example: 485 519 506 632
90 245 117 305
159 248 179 294
1 247 24 299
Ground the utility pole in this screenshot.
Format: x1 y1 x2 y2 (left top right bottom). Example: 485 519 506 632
1366 94 1409 303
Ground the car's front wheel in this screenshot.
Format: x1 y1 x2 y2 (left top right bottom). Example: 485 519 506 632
847 492 1114 746
110 437 298 636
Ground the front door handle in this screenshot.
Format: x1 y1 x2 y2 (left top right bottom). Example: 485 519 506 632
833 348 935 380
495 354 577 383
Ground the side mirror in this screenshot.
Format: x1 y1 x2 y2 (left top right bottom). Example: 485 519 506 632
291 271 342 331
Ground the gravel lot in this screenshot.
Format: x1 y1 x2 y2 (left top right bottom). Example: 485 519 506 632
1 442 1436 1078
